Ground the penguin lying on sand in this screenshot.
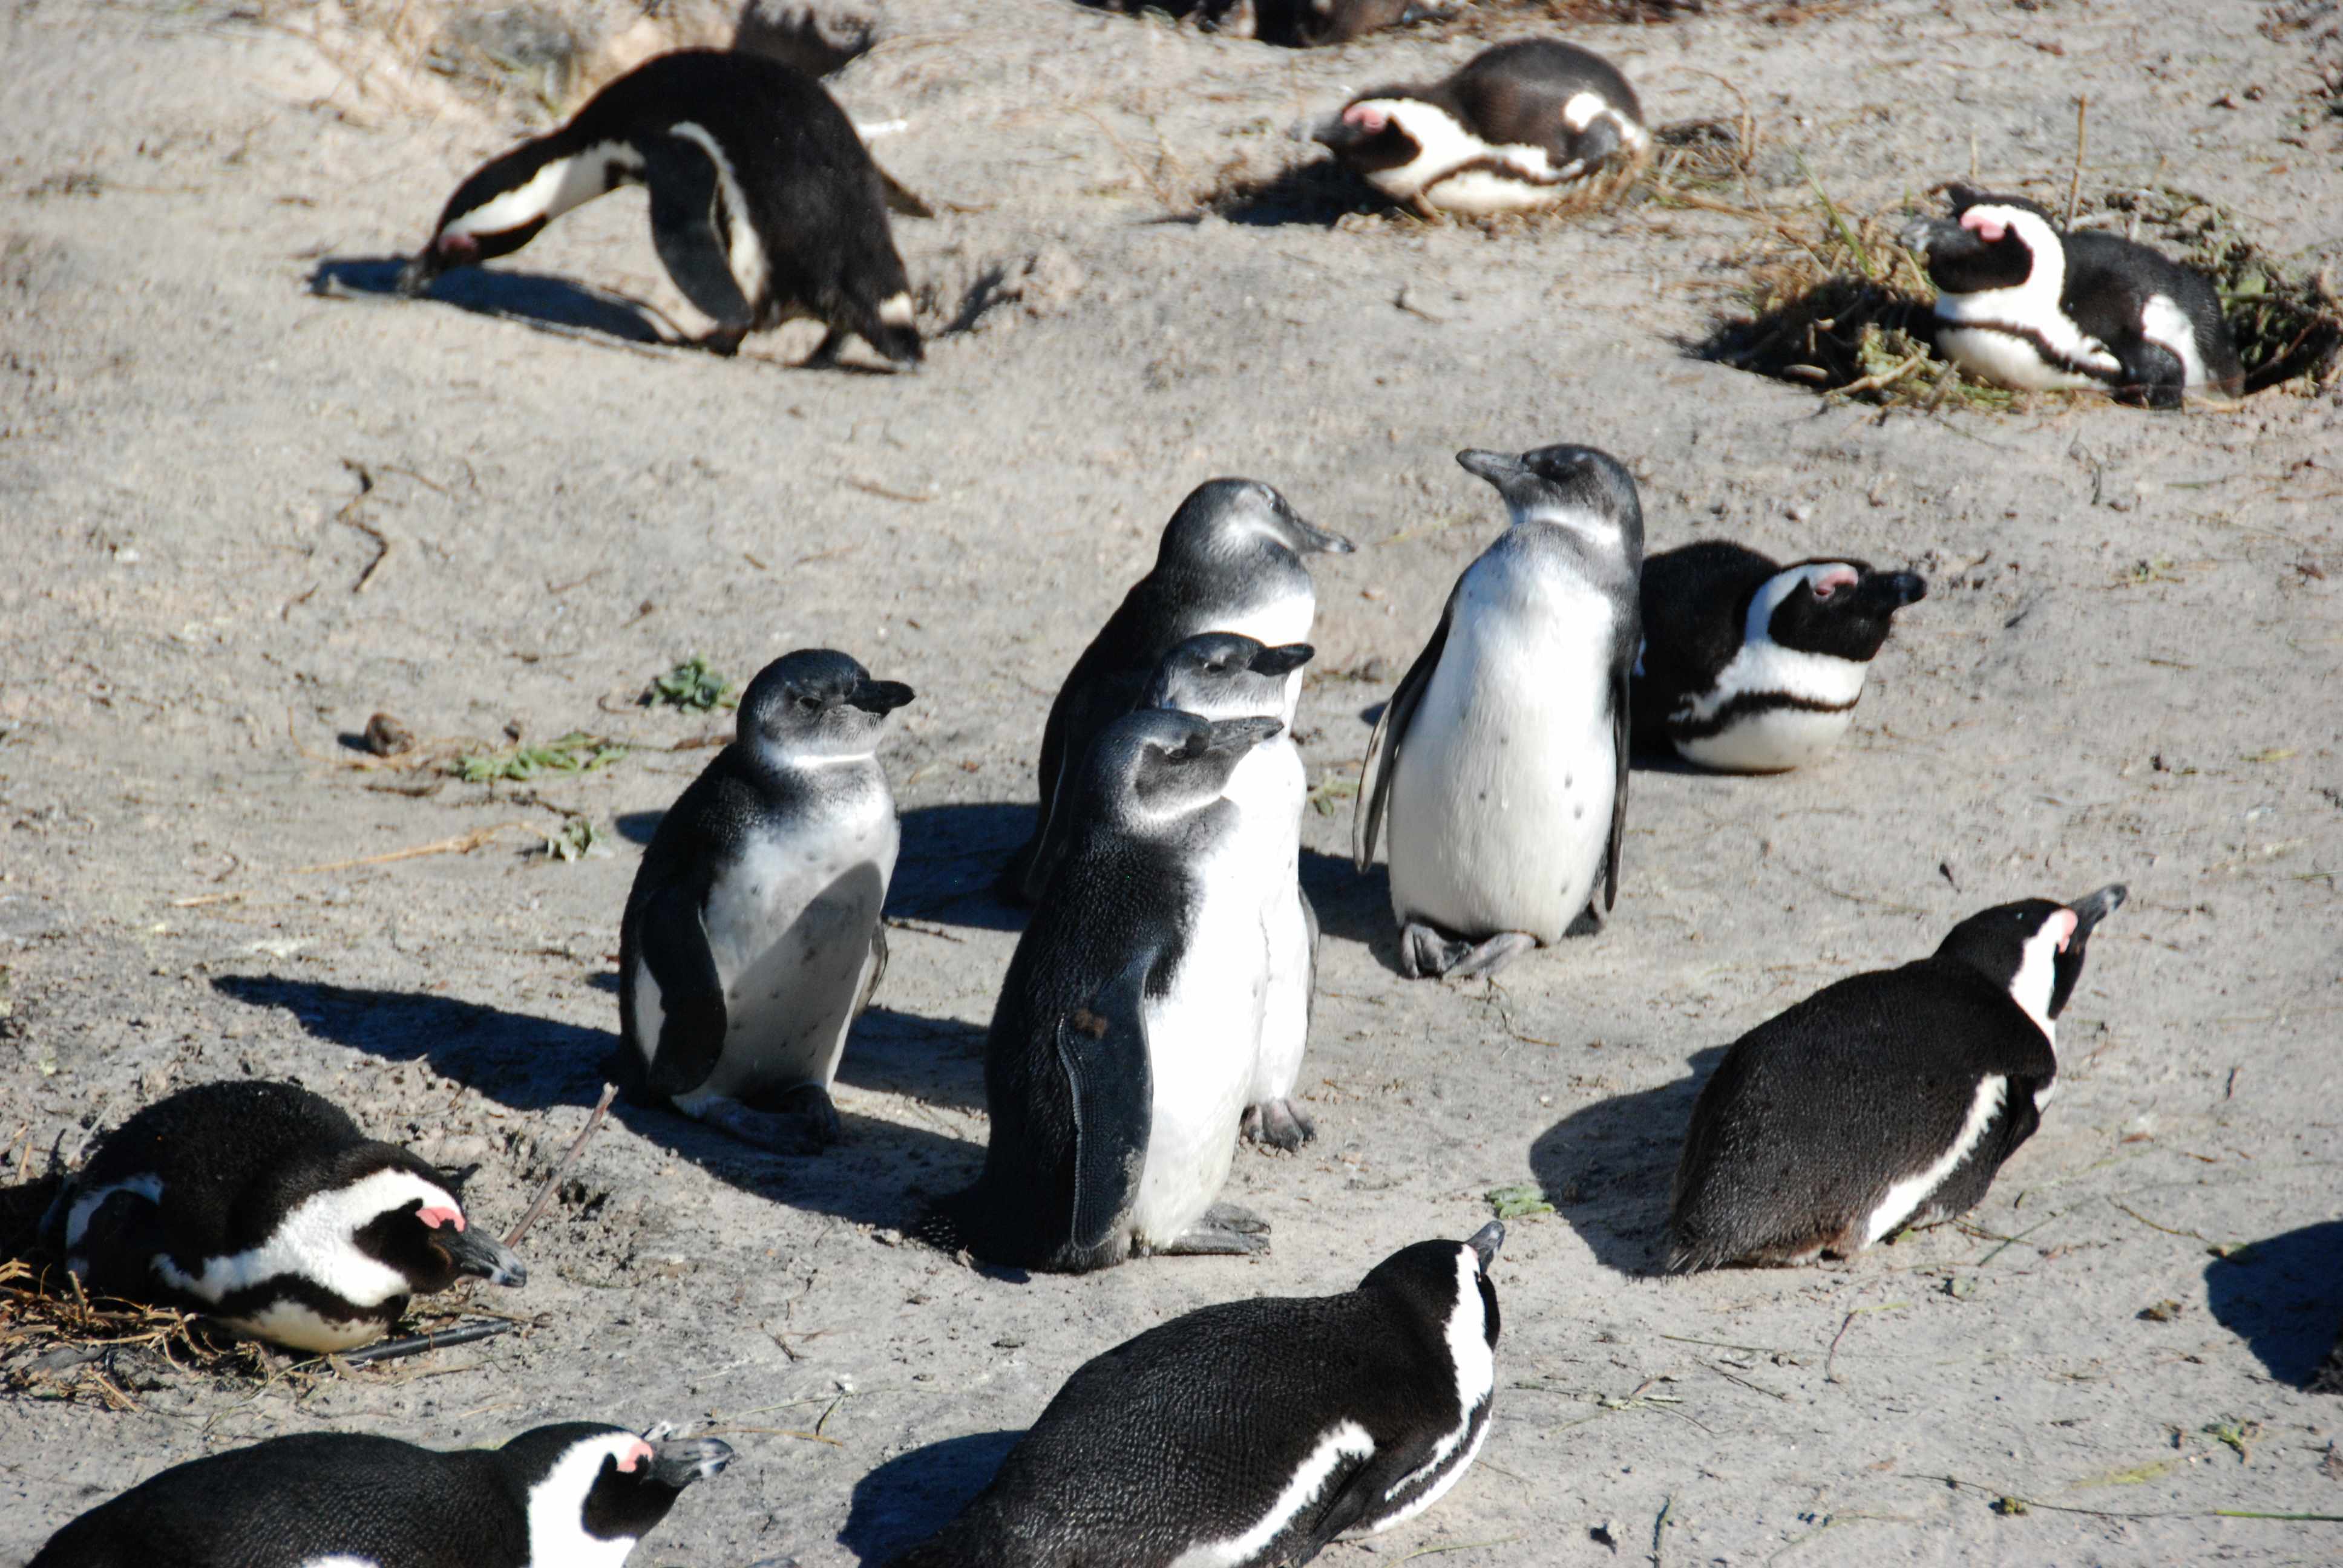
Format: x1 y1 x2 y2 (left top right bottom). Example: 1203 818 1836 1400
1632 541 1927 773
1355 445 1643 980
1670 884 2127 1271
1106 0 1440 45
399 50 927 367
39 1079 523 1353
1006 479 1352 903
885 1224 1504 1567
617 649 913 1153
1314 40 1648 218
928 710 1286 1271
1902 186 2242 408
31 1421 731 1567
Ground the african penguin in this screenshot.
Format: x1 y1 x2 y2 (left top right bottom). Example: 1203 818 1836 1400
1314 40 1649 218
398 50 926 367
30 1422 732 1568
36 1079 524 1354
1670 884 2128 1271
616 648 913 1153
926 709 1287 1272
1902 186 2243 408
1143 632 1322 1151
1005 478 1353 904
1354 445 1643 981
1631 541 1928 773
885 1224 1504 1568
1093 0 1440 45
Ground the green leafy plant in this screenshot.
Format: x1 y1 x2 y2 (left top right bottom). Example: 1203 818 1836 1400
450 732 628 783
646 655 738 713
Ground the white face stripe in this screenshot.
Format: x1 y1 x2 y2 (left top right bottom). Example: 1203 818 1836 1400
63 1174 165 1253
1165 1422 1375 1568
1932 204 2122 379
1865 1074 2008 1245
442 142 643 241
667 122 770 307
1674 564 1871 733
2006 909 2075 1043
150 1168 459 1309
1560 91 1604 132
1382 1246 1495 1503
2139 293 2211 387
526 1434 649 1568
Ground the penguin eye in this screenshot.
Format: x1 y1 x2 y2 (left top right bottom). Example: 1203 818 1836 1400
796 694 822 713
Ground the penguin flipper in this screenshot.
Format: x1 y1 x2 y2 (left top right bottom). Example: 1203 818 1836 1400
640 135 755 333
634 883 729 1099
1056 959 1155 1256
1354 596 1452 871
1602 658 1631 911
876 162 935 219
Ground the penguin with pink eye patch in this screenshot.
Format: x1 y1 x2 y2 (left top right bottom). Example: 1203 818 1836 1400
30 1421 732 1567
38 1079 525 1353
1902 186 2242 408
1312 40 1647 217
1630 541 1927 773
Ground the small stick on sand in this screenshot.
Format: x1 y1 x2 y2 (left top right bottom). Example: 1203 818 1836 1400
504 1085 618 1250
336 1319 516 1367
2065 96 2089 229
288 822 534 875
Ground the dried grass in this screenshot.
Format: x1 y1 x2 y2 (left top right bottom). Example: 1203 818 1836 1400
2102 186 2343 394
0 1259 267 1406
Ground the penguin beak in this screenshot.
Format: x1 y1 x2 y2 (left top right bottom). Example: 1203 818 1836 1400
1466 1221 1505 1270
1249 642 1315 678
1286 511 1356 556
441 1227 528 1288
1202 716 1285 755
1859 570 1929 611
1456 449 1528 488
395 251 442 298
647 1437 735 1489
2065 884 2128 941
847 679 916 714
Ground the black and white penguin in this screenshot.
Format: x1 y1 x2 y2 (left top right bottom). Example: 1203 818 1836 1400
1902 186 2243 408
1144 633 1320 1151
31 1422 732 1567
1631 541 1928 773
1670 884 2128 1271
885 1224 1504 1568
1312 40 1649 218
928 709 1287 1271
1107 0 1437 45
1354 445 1643 980
1006 479 1353 903
397 50 926 367
37 1080 524 1353
616 648 913 1152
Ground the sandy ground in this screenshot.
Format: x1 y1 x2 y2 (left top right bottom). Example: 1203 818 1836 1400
3 0 2341 1563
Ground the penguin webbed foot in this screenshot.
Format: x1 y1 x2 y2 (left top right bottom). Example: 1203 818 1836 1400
1152 1202 1271 1256
1400 923 1537 981
695 323 750 357
1240 1099 1317 1152
687 1088 840 1155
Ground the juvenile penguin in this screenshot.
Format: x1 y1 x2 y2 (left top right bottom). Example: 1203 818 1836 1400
1670 884 2128 1271
885 1224 1504 1568
1144 633 1321 1150
1632 541 1928 773
398 50 925 367
928 710 1287 1271
1902 186 2241 408
38 1080 524 1353
617 648 913 1152
1355 445 1643 980
31 1422 731 1567
1313 40 1649 218
1006 479 1353 903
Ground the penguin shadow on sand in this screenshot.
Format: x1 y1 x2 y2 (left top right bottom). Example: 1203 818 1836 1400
1200 159 1377 229
2204 1218 2343 1386
839 1429 1021 1564
208 975 978 1230
1528 1046 1725 1276
1299 847 1406 975
307 258 684 351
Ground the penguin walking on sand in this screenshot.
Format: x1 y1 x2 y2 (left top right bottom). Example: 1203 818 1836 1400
617 648 913 1153
38 1080 524 1354
398 50 928 367
928 709 1288 1271
885 1224 1504 1568
31 1421 731 1567
1670 884 2127 1271
1355 445 1643 981
1313 40 1649 218
1632 541 1927 773
1902 186 2242 408
1144 632 1321 1150
1006 479 1353 903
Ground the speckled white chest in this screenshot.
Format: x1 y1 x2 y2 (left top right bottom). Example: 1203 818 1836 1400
1221 735 1312 1105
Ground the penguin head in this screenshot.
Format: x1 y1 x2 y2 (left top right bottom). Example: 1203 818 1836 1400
1143 633 1314 721
736 648 915 765
1755 560 1928 662
496 1424 733 1560
1092 708 1284 831
331 1150 528 1296
1361 1223 1504 1362
1935 884 2128 1036
1907 187 2063 296
396 139 577 296
1457 445 1643 561
1312 93 1449 174
1159 479 1355 572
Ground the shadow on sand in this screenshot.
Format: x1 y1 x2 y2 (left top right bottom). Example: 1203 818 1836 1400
1528 1045 1724 1276
308 256 683 348
2204 1218 2343 1387
839 1428 1020 1564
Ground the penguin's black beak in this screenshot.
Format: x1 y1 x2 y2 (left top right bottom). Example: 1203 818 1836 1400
847 679 916 714
441 1226 528 1288
1286 509 1356 556
1466 1221 1505 1270
1250 642 1315 678
647 1436 734 1489
1455 449 1525 486
395 252 441 298
2066 884 2128 941
1860 570 1928 612
1202 716 1285 756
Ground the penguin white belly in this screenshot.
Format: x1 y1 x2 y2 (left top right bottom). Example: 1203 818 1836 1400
1423 166 1568 217
1388 594 1617 943
1673 641 1869 773
1936 324 2103 392
1131 842 1272 1247
1223 739 1311 1104
1208 591 1316 725
224 1301 384 1353
1678 706 1854 772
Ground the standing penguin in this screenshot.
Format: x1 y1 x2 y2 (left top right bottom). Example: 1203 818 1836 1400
617 648 913 1152
928 710 1287 1271
1354 445 1643 980
397 50 926 367
1144 633 1321 1150
1632 541 1928 773
31 1422 731 1567
1902 186 2242 408
38 1080 524 1354
1313 40 1649 218
1670 884 2128 1270
885 1224 1504 1568
1006 479 1353 903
